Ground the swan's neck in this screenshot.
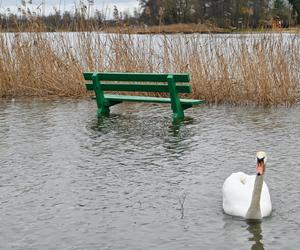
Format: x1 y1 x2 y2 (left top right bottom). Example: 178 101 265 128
246 174 264 220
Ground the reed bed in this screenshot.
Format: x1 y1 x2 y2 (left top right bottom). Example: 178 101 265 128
0 31 299 106
104 23 225 34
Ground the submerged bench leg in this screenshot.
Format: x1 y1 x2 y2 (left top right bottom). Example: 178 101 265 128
97 100 123 117
167 75 184 120
92 73 110 117
97 106 110 117
172 111 184 120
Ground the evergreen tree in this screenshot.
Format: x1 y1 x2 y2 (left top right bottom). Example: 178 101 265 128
272 0 290 26
288 0 300 23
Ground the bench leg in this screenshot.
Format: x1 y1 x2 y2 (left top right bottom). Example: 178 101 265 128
97 105 110 117
97 101 123 117
167 75 184 121
92 73 111 118
172 111 184 120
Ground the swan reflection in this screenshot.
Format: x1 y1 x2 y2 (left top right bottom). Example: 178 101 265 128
247 220 265 250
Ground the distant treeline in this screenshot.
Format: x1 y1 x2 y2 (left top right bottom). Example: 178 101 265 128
138 0 300 28
0 0 299 31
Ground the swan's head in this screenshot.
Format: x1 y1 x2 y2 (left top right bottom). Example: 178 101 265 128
256 151 267 176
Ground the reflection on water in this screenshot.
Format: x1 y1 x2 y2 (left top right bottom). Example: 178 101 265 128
247 220 265 250
0 99 300 249
222 217 266 250
170 116 195 136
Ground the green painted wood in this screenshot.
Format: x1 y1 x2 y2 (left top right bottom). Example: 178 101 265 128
91 94 204 105
91 73 110 116
84 71 204 120
182 104 193 110
85 83 192 93
167 75 184 120
86 83 94 91
84 72 190 82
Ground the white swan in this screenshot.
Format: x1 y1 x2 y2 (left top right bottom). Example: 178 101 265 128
222 151 272 219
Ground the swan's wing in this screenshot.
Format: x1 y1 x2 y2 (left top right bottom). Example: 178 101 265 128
222 172 254 217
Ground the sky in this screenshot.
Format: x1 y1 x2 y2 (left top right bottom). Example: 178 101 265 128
0 0 140 16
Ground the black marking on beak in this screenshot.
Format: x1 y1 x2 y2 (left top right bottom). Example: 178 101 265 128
257 157 264 164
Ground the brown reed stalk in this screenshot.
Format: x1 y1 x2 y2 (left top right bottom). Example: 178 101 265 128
0 30 299 106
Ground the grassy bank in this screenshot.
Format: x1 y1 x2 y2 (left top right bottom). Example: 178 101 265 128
0 31 299 106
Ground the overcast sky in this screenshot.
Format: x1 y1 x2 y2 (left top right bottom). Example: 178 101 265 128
0 0 140 16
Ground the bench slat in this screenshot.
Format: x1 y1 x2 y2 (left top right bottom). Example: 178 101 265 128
86 83 192 93
92 94 204 105
84 72 190 82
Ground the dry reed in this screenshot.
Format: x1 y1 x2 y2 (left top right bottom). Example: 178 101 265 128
103 23 225 34
0 30 299 106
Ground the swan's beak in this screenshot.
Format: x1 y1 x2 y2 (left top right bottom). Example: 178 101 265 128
256 158 265 176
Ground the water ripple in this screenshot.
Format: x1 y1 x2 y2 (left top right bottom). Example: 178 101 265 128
0 99 299 249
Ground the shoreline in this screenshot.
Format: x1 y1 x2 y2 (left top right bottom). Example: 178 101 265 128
1 23 299 34
102 24 300 35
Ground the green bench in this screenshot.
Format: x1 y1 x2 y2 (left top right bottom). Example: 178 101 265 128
84 72 204 120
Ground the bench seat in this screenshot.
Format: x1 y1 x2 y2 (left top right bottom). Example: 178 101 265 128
92 94 205 105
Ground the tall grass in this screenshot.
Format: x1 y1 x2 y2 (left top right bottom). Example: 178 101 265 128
0 31 299 106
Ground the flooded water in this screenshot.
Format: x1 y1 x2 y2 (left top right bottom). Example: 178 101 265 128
0 99 299 250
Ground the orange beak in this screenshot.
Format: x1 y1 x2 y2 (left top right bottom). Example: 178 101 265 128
256 161 264 176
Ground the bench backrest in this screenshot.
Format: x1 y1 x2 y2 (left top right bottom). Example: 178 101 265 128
84 72 192 93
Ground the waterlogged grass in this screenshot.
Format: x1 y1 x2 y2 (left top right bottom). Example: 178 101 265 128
0 31 299 106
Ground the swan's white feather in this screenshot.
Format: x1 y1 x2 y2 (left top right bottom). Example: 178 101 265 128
222 172 272 218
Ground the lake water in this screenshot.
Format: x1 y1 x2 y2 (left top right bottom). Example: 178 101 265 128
0 99 299 249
